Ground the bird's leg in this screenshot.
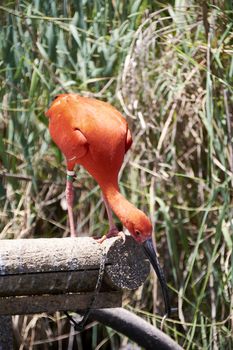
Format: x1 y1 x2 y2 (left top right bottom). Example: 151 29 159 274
97 195 125 243
66 170 76 237
103 194 118 234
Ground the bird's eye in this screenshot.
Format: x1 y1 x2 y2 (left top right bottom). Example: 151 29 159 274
135 230 141 236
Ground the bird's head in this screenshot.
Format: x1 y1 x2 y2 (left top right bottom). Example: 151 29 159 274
127 211 152 244
126 210 171 318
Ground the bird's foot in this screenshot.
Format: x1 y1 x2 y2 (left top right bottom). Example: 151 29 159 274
96 227 125 244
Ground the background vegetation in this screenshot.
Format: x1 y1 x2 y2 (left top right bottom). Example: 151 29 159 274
0 0 232 349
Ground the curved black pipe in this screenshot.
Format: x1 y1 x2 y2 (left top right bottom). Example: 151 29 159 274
86 308 183 350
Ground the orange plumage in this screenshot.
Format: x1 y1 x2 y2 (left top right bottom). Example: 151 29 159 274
46 93 152 242
46 93 170 317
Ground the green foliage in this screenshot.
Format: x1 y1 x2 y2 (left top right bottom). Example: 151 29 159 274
0 0 232 349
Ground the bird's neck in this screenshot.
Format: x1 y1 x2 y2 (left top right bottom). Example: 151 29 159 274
101 183 138 233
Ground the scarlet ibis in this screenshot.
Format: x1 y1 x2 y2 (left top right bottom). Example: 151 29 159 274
46 94 170 317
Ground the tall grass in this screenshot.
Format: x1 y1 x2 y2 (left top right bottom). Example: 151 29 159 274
0 0 232 349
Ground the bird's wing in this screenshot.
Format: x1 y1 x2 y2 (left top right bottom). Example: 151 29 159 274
63 128 89 172
67 128 89 161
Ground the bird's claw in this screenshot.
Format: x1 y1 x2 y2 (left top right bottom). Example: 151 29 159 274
116 231 126 244
95 227 125 244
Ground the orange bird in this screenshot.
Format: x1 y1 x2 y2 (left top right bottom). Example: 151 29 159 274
46 94 170 317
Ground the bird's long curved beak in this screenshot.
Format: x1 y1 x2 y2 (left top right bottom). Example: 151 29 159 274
143 238 171 317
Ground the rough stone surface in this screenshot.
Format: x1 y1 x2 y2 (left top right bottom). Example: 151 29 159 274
0 236 149 315
0 236 149 292
105 236 150 289
0 292 122 315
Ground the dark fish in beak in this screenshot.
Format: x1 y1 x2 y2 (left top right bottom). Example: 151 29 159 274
143 238 171 317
